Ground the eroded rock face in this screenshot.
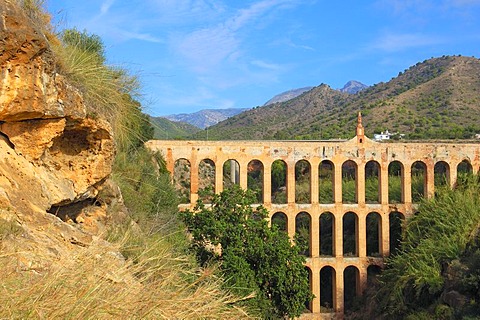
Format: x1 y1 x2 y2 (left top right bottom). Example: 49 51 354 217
0 2 115 235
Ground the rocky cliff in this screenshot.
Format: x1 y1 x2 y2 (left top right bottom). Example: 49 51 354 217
0 1 120 272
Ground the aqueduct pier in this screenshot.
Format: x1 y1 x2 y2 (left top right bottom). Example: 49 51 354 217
146 119 480 319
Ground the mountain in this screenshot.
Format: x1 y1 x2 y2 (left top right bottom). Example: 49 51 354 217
263 87 314 105
150 116 201 139
165 108 248 129
194 56 480 141
340 80 368 94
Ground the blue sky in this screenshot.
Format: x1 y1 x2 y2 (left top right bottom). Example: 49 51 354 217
47 0 480 116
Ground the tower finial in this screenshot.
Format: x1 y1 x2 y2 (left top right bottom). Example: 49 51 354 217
357 111 363 128
356 111 365 143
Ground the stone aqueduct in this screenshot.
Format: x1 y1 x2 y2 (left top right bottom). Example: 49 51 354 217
146 117 480 319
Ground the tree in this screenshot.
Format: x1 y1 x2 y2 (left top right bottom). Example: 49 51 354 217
181 186 313 319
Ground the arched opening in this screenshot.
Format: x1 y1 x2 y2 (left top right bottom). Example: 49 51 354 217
247 160 264 203
319 160 335 204
320 212 335 256
223 159 239 189
388 161 403 203
320 266 336 313
305 267 313 312
271 212 287 232
366 212 381 257
271 160 287 204
296 212 312 256
199 159 215 203
434 161 450 191
457 159 473 175
389 211 405 255
342 160 357 204
173 158 191 203
343 212 358 256
295 160 311 204
411 161 426 203
367 265 382 286
365 161 380 203
344 266 360 312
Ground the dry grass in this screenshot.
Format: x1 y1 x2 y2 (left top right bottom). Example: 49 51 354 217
0 231 251 319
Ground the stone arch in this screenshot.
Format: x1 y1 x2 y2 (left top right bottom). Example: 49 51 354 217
344 265 360 311
199 158 215 203
388 161 404 203
271 159 287 204
343 212 358 256
223 159 239 189
367 264 382 286
389 211 405 255
366 212 382 257
295 159 311 204
365 160 380 204
296 211 312 256
411 161 427 203
305 266 313 312
271 212 287 232
247 159 264 203
320 212 335 256
319 160 335 204
320 265 336 313
342 160 357 204
457 159 473 175
173 158 191 203
434 161 450 190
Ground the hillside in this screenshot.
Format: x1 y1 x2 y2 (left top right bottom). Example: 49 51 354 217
165 108 248 129
150 116 201 139
263 86 314 105
197 56 480 140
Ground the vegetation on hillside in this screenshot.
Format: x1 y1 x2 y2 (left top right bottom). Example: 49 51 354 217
149 116 201 140
353 173 480 319
199 56 480 141
181 186 313 319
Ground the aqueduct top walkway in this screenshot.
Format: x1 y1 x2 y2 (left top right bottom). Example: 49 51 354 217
146 115 480 319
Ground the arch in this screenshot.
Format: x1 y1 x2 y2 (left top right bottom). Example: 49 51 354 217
271 212 287 232
343 212 358 256
198 159 215 203
223 159 239 189
295 160 311 204
305 266 313 312
320 212 335 256
366 212 382 257
389 211 405 255
296 211 312 256
344 266 360 311
434 161 450 190
367 265 382 286
342 160 357 204
411 161 427 203
319 160 335 204
388 161 403 203
365 161 380 203
457 159 473 175
320 266 336 312
271 159 287 204
247 159 264 203
173 158 191 203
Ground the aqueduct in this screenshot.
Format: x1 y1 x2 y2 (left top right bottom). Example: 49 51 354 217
146 115 480 319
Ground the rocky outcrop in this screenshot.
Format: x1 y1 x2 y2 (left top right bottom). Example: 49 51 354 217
0 1 117 269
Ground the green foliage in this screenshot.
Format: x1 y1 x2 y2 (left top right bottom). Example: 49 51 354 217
181 186 313 318
61 28 105 62
372 173 480 318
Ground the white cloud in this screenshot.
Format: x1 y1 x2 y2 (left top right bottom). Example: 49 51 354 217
100 0 115 15
372 33 445 52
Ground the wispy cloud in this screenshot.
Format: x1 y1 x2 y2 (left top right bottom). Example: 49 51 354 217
100 0 115 15
372 33 445 52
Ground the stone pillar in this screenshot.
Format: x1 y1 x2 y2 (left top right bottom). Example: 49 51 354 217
166 148 174 179
357 162 365 205
239 160 248 190
381 212 390 256
335 212 343 257
380 163 389 204
311 161 319 204
263 162 272 204
449 163 457 188
357 212 366 258
403 164 412 204
311 214 320 258
215 159 224 194
426 161 435 199
287 161 296 204
288 211 296 240
311 267 320 313
335 267 344 314
334 163 343 204
359 266 368 295
190 159 199 204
